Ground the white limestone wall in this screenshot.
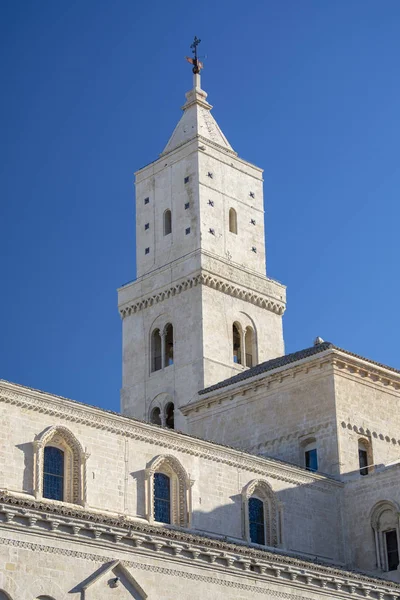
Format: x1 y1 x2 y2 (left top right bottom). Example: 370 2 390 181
342 464 400 583
120 283 204 429
135 142 200 279
198 147 267 275
187 361 341 476
333 368 400 475
0 530 367 600
200 285 285 388
0 383 342 563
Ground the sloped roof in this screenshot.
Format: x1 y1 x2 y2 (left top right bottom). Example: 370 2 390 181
161 76 235 156
199 341 400 395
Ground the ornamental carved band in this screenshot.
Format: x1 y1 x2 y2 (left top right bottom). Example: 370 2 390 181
119 274 285 319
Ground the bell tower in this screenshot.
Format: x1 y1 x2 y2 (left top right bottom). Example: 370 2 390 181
118 42 286 431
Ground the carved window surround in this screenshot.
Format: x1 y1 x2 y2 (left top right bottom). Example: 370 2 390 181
370 500 400 572
242 479 283 548
33 426 89 506
145 455 193 527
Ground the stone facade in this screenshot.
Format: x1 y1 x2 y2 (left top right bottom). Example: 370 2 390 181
1 72 399 598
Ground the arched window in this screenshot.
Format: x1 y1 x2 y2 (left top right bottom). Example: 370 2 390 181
371 501 400 571
164 209 172 236
229 207 237 234
233 323 242 365
145 454 192 527
150 407 162 426
358 438 373 476
154 472 171 524
245 326 255 368
303 439 318 472
164 323 174 366
33 425 88 505
43 446 64 501
165 402 174 429
249 497 265 545
242 479 282 547
0 591 13 600
151 328 162 372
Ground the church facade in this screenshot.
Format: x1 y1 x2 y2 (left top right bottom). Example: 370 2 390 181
0 68 399 600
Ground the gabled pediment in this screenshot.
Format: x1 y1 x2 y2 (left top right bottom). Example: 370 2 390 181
73 560 147 599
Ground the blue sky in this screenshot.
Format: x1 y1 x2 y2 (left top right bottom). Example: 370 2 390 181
1 1 399 412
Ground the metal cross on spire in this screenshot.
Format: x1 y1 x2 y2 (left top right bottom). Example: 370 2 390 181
185 36 204 74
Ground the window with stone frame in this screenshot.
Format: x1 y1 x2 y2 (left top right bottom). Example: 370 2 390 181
33 426 89 505
229 207 238 234
303 439 318 472
145 454 193 527
358 438 373 476
242 479 282 547
371 500 400 572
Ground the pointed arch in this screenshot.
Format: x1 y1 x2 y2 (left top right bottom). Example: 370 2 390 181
145 454 193 527
33 426 89 505
242 479 282 547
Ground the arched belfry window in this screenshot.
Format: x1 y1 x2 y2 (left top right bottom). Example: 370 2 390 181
242 479 282 548
233 323 242 365
164 209 172 236
371 501 400 571
33 426 89 505
151 328 162 372
165 402 174 429
150 406 162 426
43 446 64 501
229 207 237 234
245 326 255 368
145 455 193 527
164 323 174 366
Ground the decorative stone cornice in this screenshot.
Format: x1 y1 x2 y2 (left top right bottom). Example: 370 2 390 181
0 491 398 598
0 380 339 490
118 272 286 319
340 420 400 448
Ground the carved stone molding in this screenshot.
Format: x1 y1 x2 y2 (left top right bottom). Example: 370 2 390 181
0 384 338 491
340 420 400 448
1 490 399 598
118 272 286 319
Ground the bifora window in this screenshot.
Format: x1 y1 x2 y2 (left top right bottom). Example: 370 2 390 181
154 472 171 524
43 446 64 501
249 497 265 545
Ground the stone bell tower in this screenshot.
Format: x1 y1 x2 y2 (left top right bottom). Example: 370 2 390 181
117 49 286 431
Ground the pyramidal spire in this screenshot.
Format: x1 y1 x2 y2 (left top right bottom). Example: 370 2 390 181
161 39 235 156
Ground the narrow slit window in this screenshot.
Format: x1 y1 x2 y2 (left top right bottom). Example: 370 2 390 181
185 227 190 235
229 208 237 234
233 323 242 365
164 210 172 236
144 197 149 205
150 407 162 426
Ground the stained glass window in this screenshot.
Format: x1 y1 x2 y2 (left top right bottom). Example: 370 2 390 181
43 446 64 501
249 497 265 545
154 472 171 524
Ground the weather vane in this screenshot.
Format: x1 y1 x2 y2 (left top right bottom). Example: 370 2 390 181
185 36 204 74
